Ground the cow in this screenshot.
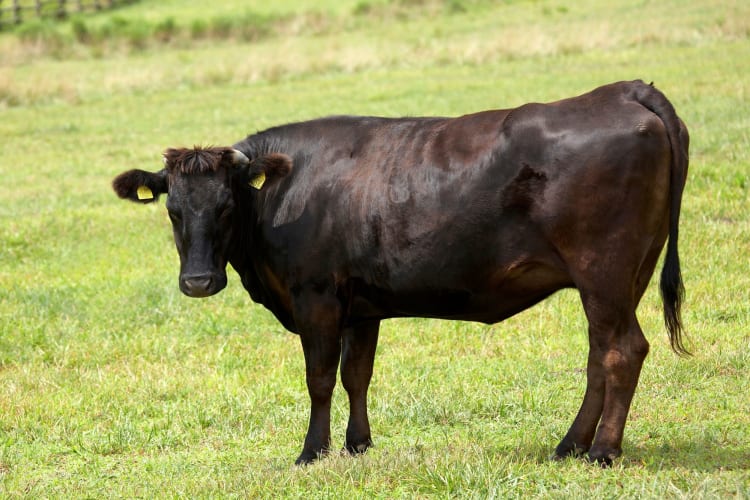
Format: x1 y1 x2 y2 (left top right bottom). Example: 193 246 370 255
113 80 689 466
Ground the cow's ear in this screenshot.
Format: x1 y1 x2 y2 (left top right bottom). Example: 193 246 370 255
112 169 168 204
246 153 292 190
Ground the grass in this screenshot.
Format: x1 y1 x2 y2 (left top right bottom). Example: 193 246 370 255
1 0 444 60
1 0 749 496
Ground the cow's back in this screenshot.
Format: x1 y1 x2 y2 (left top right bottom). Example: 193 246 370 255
241 83 673 324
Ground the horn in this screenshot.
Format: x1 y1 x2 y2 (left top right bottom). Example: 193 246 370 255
230 149 251 166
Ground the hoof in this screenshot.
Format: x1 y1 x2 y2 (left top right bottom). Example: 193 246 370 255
294 455 314 466
549 452 568 462
553 440 588 460
587 446 621 468
294 449 327 466
344 438 373 456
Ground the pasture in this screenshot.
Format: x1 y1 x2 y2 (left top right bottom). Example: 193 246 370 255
1 0 749 496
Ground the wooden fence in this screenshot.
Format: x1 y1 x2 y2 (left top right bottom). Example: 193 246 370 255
0 0 134 28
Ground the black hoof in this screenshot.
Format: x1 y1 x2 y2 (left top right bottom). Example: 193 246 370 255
587 446 621 467
294 455 314 466
344 438 373 456
294 449 327 466
553 440 588 460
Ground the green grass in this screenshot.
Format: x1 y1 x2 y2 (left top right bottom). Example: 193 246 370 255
1 0 749 496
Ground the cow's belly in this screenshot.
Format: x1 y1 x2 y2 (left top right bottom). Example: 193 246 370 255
346 257 574 325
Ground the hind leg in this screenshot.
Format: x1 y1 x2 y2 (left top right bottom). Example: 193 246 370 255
553 214 668 462
553 323 607 459
555 293 649 465
584 243 665 464
584 299 649 465
554 237 663 464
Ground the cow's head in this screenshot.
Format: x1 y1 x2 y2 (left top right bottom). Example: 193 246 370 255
113 146 292 298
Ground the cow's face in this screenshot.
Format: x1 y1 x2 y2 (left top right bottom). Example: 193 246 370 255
166 162 235 297
113 147 291 298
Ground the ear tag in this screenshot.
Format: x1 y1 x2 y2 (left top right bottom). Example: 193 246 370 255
137 185 154 200
249 172 266 190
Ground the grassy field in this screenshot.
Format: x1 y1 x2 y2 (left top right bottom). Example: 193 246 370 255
1 0 749 497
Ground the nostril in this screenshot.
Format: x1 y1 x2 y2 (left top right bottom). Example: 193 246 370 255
184 276 212 293
180 273 226 298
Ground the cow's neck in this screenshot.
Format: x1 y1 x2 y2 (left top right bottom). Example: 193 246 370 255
227 163 298 333
226 132 303 331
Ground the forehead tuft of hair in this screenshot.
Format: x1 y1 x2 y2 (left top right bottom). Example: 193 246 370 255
163 146 235 174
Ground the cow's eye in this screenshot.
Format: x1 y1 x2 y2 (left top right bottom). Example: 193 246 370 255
168 211 182 224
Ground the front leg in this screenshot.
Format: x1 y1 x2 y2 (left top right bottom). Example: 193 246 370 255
293 289 343 465
341 320 380 455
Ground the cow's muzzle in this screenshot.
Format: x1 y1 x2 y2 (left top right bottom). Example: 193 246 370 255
179 272 227 298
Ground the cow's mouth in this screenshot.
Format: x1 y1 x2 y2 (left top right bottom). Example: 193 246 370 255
179 272 227 298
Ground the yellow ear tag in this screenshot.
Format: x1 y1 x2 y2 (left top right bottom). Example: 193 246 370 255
137 185 154 200
249 172 266 190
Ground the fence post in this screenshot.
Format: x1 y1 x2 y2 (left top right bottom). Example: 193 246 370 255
14 0 22 25
0 0 125 27
57 0 67 19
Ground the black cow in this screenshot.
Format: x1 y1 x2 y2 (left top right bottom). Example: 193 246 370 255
113 80 689 466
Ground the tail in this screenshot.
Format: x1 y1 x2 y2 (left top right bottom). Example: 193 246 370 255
629 81 690 356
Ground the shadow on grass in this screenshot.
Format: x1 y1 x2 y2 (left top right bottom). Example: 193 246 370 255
518 437 749 472
631 437 750 472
